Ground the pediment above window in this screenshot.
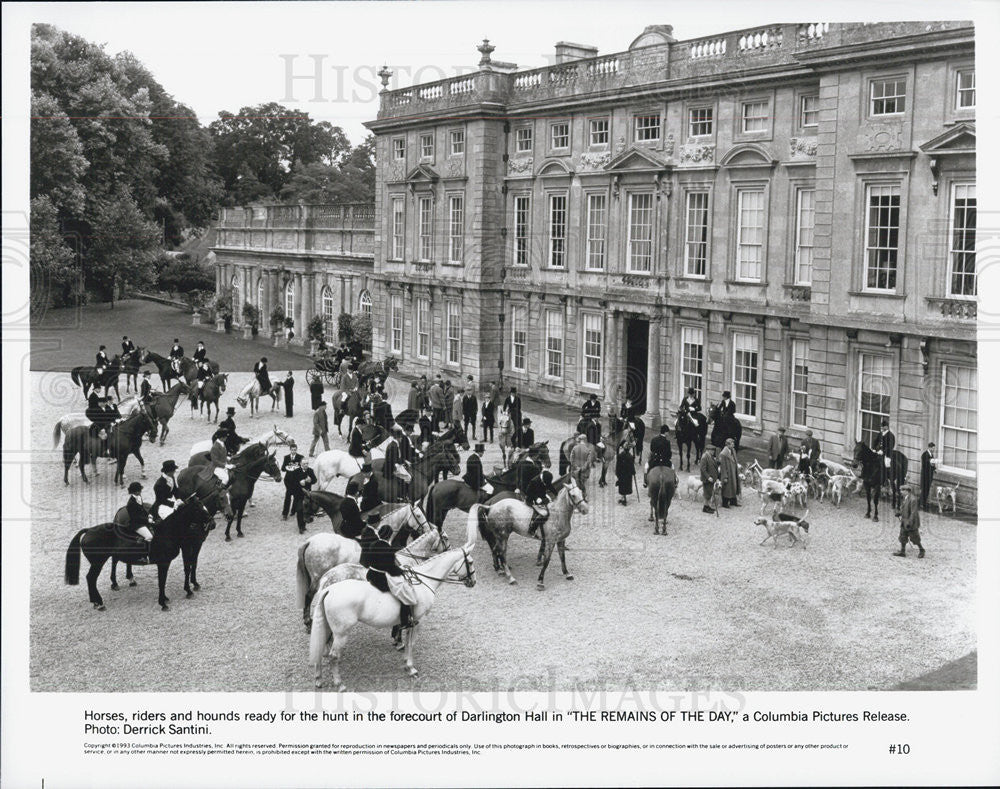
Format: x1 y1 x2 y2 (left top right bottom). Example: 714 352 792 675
405 164 440 183
919 123 976 156
719 144 777 169
604 146 669 173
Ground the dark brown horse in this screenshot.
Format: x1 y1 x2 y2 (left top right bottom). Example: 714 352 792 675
108 410 157 486
189 441 282 540
71 355 123 401
147 382 188 445
190 373 228 422
62 426 104 485
142 350 219 391
347 439 461 504
853 441 908 520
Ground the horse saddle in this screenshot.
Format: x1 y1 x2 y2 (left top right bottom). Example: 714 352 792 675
366 569 391 594
111 524 150 562
532 504 549 517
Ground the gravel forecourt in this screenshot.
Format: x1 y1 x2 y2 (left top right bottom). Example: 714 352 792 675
28 302 976 692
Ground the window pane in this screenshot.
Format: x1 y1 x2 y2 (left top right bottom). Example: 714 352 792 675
511 305 526 371
391 197 404 259
416 298 429 358
859 354 892 447
681 326 704 401
950 183 977 297
741 101 769 133
514 196 530 267
545 310 564 378
732 332 759 417
865 184 900 291
795 189 815 285
586 194 606 269
449 196 464 263
447 302 460 364
685 192 709 277
583 313 602 386
941 365 977 471
737 190 764 281
791 338 809 426
590 119 609 146
628 193 653 272
549 195 567 268
418 197 433 261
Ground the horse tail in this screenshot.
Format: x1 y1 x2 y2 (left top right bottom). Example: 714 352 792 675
422 481 437 524
308 586 334 668
52 420 64 450
64 529 87 585
71 367 81 387
295 539 311 609
476 503 495 553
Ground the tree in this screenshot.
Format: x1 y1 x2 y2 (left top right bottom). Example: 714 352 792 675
350 312 372 350
30 92 87 215
30 196 80 309
209 103 353 204
157 253 215 294
86 192 161 306
279 135 375 204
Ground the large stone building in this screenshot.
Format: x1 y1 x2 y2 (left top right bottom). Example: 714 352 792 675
363 20 977 505
213 203 376 344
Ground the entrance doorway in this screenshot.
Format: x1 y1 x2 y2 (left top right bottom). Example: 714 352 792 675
624 317 649 415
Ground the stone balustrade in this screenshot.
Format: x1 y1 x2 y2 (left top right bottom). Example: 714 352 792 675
926 297 977 320
214 204 374 258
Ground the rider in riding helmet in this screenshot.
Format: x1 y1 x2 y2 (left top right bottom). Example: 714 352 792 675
520 418 535 447
193 341 207 364
254 357 271 394
581 393 601 421
339 480 365 541
620 398 636 430
359 463 382 513
525 470 557 537
196 360 212 391
121 335 136 356
140 371 153 405
125 481 154 551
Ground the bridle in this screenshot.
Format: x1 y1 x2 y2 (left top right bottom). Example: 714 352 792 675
403 547 475 589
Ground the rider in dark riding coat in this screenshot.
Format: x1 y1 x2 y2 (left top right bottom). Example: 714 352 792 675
339 481 365 540
95 345 110 376
219 407 249 455
121 336 136 356
358 513 416 630
679 387 702 416
192 341 207 364
525 470 557 537
140 371 153 405
644 424 673 485
716 390 736 420
169 339 184 374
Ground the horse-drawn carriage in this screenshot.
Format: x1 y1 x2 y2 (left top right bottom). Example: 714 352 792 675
306 349 350 386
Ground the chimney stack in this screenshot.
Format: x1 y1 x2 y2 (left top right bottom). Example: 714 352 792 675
554 42 598 64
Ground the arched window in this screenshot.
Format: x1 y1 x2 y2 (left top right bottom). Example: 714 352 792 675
359 289 373 316
284 280 295 322
231 275 241 318
322 285 336 343
257 277 264 309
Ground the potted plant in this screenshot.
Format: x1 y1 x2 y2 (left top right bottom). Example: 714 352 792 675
214 294 233 333
241 303 260 339
186 291 204 325
307 315 326 356
284 316 296 346
350 312 373 358
337 312 354 344
269 304 285 344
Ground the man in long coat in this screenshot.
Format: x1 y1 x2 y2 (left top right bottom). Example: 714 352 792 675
502 387 523 446
893 484 925 558
280 442 305 520
920 442 937 511
282 372 294 418
768 427 789 469
873 419 896 488
310 402 329 456
339 481 365 541
719 438 741 507
645 425 672 486
462 390 479 440
699 446 720 514
428 380 446 431
615 441 635 505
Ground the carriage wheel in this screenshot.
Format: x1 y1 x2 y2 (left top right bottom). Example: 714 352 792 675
322 370 337 386
306 370 322 386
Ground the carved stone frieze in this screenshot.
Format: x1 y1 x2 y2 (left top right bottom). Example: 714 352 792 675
506 157 534 175
679 144 715 163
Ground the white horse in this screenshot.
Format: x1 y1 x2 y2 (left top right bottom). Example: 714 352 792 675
52 397 149 449
189 425 291 459
297 518 446 629
236 377 279 417
308 506 478 690
313 449 366 491
476 479 589 588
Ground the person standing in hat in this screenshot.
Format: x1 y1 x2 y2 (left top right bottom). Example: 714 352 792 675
193 341 207 364
893 484 926 558
920 442 937 510
95 345 109 377
802 429 821 474
873 419 896 488
615 439 636 506
462 387 479 441
520 418 535 448
152 460 180 521
463 443 492 495
359 464 382 513
428 378 446 431
719 438 741 508
280 442 305 520
382 424 411 493
125 482 154 551
309 401 329 457
699 445 720 514
481 395 496 443
339 480 366 541
282 371 294 418
768 427 789 470
407 381 423 412
169 338 184 375
309 375 324 411
284 457 316 533
450 386 464 435
121 335 136 356
502 387 522 446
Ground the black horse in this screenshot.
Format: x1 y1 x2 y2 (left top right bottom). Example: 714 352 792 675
121 347 144 393
71 355 123 401
853 441 909 520
141 350 220 391
107 410 157 486
64 496 216 611
674 409 708 471
62 425 104 484
487 442 553 492
189 442 282 540
709 404 742 452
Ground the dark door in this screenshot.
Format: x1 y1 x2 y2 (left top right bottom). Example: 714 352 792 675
625 318 649 415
